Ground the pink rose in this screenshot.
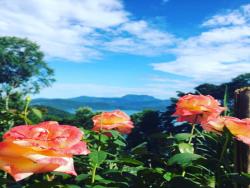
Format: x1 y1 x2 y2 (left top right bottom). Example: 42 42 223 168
92 110 134 134
0 121 90 181
173 94 225 124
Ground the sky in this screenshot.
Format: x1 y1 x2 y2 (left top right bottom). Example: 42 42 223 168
0 0 250 99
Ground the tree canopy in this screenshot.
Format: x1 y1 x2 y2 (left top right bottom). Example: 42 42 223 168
0 36 55 95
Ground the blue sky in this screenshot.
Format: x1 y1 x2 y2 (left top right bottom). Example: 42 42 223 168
0 0 250 99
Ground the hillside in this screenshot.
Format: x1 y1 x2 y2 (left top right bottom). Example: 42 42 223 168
32 94 171 113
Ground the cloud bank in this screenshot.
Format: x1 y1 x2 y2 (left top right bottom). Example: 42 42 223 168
0 0 175 61
153 4 250 83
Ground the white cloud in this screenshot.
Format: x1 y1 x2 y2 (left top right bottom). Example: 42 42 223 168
0 0 175 61
120 21 174 46
104 20 176 55
153 4 250 84
202 4 250 27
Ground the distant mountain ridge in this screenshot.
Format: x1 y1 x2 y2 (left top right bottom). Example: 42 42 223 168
32 94 171 113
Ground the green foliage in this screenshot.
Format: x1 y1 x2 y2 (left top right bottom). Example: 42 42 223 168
168 153 204 167
89 150 108 167
0 36 55 95
73 107 97 129
175 133 192 142
0 97 246 187
178 143 194 154
31 105 74 123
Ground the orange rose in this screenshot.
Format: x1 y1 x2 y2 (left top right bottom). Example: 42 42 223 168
202 116 226 133
0 121 90 181
92 110 134 134
224 117 250 145
173 94 225 124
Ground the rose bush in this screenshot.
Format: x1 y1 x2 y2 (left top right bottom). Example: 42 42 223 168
170 94 250 187
1 94 250 188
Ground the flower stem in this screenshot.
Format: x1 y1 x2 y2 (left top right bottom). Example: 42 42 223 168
91 133 102 184
91 164 98 184
188 123 196 144
91 145 101 184
219 133 229 162
181 123 196 177
216 133 230 187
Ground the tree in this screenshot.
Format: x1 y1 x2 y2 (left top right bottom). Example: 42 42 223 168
73 107 97 129
127 110 161 149
0 36 55 96
195 73 250 113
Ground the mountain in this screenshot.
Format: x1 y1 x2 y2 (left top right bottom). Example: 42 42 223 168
31 94 171 113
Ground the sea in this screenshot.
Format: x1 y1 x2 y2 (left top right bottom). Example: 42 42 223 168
66 108 139 115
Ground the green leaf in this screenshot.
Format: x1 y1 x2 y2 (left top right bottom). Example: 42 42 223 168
178 143 194 154
99 134 109 143
122 166 145 175
107 130 126 140
31 108 43 119
175 133 191 142
94 175 114 184
223 85 229 116
154 167 165 174
108 130 120 138
131 142 148 154
114 139 126 147
89 150 107 166
168 153 204 167
163 172 172 181
75 174 89 182
51 172 71 179
118 157 144 165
